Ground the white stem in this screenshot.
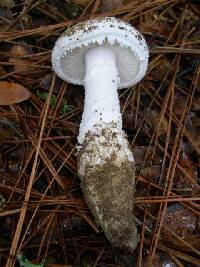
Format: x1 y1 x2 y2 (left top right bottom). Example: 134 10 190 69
78 47 122 144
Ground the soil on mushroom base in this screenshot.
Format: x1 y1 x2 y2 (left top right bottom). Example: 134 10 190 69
78 127 138 251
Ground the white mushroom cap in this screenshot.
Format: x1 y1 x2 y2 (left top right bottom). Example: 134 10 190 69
52 17 149 89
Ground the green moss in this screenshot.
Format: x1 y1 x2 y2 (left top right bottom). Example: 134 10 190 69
17 253 45 267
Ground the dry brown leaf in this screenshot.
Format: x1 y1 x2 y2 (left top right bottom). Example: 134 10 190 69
163 204 200 251
9 44 33 75
0 81 30 105
164 204 197 234
10 44 30 57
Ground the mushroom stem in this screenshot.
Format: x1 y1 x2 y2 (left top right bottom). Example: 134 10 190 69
77 47 138 251
78 47 122 144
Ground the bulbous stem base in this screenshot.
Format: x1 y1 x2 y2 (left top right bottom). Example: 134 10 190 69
78 123 138 251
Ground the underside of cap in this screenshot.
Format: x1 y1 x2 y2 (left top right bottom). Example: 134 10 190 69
52 17 149 89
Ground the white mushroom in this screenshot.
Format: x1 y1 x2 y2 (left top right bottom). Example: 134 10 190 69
52 17 149 251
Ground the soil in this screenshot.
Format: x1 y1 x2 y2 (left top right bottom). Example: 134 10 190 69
78 124 138 251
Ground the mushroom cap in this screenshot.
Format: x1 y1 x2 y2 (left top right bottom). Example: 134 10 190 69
52 17 149 89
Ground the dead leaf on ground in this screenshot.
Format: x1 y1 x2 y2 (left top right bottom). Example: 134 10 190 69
0 81 30 105
39 73 62 92
9 44 34 75
164 204 198 234
163 204 200 251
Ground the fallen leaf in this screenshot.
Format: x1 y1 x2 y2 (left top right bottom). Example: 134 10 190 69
163 204 200 251
39 73 62 92
0 81 30 105
9 44 34 75
10 44 31 57
164 204 197 234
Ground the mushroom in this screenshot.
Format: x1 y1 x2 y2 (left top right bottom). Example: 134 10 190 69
52 17 149 251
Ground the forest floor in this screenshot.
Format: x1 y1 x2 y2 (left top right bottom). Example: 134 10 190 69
0 0 200 266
